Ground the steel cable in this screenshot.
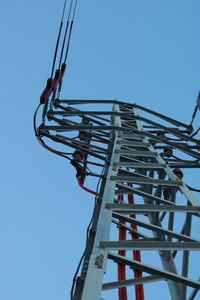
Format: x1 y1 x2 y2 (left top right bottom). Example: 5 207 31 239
64 0 78 64
190 126 200 138
51 0 68 78
58 0 74 68
33 103 72 160
33 104 41 136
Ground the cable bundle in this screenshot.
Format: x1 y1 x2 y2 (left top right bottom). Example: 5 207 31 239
40 0 78 105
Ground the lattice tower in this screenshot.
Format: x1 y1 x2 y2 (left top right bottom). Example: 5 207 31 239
37 99 200 300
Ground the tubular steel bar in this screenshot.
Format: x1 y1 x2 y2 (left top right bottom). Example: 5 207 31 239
37 99 200 300
99 241 200 251
102 275 162 290
107 253 200 289
105 203 200 214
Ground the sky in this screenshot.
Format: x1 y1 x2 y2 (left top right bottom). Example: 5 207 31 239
1 0 200 300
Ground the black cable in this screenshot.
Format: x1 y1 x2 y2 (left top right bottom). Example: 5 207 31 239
70 198 97 300
58 21 70 69
34 102 72 161
61 0 68 21
58 0 74 68
190 126 200 138
186 184 200 192
70 251 85 300
67 0 75 23
64 21 74 64
190 104 198 127
64 0 78 64
33 104 41 136
72 0 78 20
51 0 68 78
51 23 63 78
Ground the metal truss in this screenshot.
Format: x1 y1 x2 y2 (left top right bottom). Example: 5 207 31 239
37 99 200 300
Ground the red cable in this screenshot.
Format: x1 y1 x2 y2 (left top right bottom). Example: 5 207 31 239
77 179 98 196
118 195 128 300
128 189 144 300
86 161 104 167
90 139 109 144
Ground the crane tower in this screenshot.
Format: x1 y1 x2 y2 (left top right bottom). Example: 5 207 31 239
36 98 200 300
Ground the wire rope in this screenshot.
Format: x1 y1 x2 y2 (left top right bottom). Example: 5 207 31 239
58 0 74 68
64 0 78 64
33 104 41 136
38 137 72 160
190 104 198 127
51 0 68 78
33 103 72 160
186 184 200 192
190 126 200 138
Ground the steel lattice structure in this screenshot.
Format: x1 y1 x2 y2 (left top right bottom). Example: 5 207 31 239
37 99 200 300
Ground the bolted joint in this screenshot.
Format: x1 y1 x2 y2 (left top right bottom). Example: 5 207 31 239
82 259 89 276
96 196 102 204
95 254 104 269
89 228 96 236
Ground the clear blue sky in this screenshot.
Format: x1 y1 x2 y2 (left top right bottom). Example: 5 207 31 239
1 1 200 299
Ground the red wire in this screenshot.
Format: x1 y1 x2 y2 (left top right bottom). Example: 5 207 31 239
86 160 104 167
128 189 144 300
77 179 98 196
118 195 128 300
90 139 109 144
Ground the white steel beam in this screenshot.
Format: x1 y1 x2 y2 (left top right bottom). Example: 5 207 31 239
108 253 200 290
102 275 162 290
99 240 200 251
106 203 200 214
80 104 121 300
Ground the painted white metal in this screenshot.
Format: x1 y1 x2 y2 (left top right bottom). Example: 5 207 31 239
39 99 200 300
81 104 122 300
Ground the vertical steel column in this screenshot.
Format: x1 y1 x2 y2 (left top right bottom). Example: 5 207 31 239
80 104 122 300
